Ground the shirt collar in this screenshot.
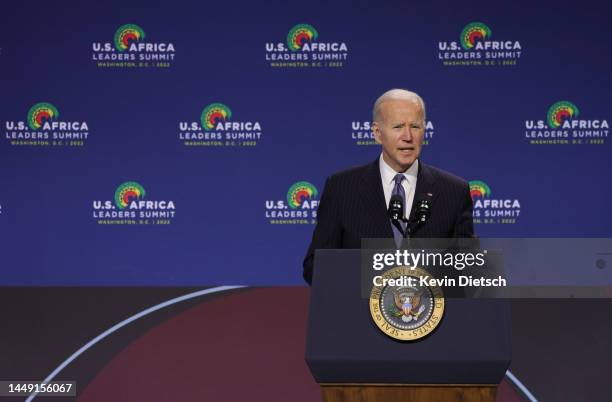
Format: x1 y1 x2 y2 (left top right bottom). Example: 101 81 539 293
379 154 419 185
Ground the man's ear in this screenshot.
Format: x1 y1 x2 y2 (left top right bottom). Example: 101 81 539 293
372 121 382 144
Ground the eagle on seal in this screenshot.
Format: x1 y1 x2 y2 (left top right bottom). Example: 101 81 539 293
393 287 424 321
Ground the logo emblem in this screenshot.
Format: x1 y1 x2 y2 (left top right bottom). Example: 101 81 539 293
286 181 318 209
27 102 59 130
287 24 318 51
369 266 445 341
469 180 491 199
201 103 232 131
460 22 492 50
114 24 145 51
547 101 579 128
114 181 145 209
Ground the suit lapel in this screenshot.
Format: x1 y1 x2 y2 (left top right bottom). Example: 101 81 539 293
360 159 394 238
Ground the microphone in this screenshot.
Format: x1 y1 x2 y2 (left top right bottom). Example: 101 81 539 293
406 194 432 236
388 194 404 222
388 194 407 237
414 196 431 224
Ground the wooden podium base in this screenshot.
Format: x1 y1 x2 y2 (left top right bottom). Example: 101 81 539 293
321 384 497 402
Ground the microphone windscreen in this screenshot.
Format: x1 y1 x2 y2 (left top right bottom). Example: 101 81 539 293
389 194 404 220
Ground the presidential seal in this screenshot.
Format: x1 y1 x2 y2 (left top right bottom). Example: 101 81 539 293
369 266 445 341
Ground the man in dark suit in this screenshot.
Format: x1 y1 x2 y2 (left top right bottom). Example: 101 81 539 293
303 89 474 284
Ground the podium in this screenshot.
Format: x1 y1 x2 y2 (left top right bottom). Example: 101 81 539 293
305 250 511 402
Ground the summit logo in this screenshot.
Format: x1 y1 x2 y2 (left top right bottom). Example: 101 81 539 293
92 24 176 68
178 103 263 147
438 22 522 67
265 24 349 68
92 181 177 225
470 180 521 225
4 102 90 147
524 101 608 145
265 181 319 224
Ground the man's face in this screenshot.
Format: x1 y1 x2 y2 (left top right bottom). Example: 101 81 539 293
373 99 425 172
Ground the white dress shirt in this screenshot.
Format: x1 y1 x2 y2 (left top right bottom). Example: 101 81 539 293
379 154 418 221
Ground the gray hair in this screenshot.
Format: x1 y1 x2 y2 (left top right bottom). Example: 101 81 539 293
372 89 426 123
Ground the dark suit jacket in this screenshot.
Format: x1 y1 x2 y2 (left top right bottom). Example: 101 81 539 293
303 158 474 284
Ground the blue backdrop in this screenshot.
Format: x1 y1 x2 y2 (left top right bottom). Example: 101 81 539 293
1 0 610 285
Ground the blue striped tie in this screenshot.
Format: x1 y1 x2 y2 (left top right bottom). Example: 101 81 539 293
391 173 407 248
